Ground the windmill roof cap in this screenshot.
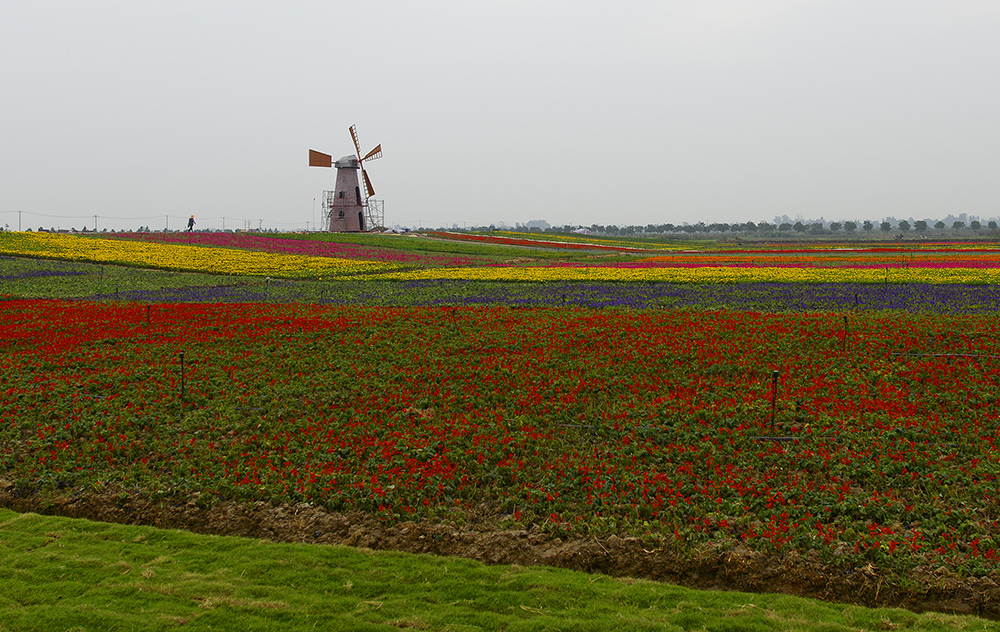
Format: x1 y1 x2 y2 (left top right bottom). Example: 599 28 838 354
335 155 359 168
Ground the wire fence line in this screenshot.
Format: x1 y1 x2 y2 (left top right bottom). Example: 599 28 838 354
0 210 315 232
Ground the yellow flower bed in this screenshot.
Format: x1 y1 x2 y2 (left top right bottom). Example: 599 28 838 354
362 266 1000 284
0 232 389 278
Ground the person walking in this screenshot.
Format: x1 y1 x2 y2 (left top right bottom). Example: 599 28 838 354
187 215 196 232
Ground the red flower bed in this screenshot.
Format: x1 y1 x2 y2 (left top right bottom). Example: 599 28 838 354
3 300 1000 573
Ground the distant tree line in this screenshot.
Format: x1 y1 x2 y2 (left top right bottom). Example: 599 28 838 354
471 218 1000 237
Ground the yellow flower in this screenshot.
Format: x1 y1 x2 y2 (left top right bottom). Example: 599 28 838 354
0 232 390 278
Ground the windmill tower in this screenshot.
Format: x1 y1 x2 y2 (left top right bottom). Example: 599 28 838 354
309 125 383 232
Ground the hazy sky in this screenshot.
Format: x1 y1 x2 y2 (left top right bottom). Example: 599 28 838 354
3 1 999 231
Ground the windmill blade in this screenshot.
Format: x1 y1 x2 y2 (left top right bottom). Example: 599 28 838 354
361 166 375 197
349 124 363 160
362 144 382 162
308 149 332 167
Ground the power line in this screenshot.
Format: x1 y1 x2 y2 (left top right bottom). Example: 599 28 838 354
0 211 310 226
93 214 169 221
0 210 92 220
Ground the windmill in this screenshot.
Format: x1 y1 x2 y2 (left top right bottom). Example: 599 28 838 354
309 124 383 232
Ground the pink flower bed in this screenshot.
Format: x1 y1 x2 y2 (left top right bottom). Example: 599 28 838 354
489 260 1000 269
106 232 477 267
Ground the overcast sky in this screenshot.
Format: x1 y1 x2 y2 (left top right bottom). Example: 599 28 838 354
3 1 999 232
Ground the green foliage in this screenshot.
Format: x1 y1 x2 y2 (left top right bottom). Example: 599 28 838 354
0 256 246 299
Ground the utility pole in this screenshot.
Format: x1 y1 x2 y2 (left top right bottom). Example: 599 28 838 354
94 215 98 232
18 210 21 231
165 215 169 231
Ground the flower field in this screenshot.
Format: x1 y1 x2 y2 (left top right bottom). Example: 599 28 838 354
5 233 1000 612
108 231 483 267
426 230 675 252
0 232 391 277
82 279 1000 313
8 231 1000 284
361 279 1000 313
366 264 1000 284
4 300 1000 579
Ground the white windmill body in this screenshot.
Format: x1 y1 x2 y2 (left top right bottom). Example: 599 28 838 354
309 125 383 232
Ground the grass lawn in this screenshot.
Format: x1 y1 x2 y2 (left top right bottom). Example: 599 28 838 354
1 508 995 631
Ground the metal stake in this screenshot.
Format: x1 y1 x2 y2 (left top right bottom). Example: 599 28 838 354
179 352 185 404
843 315 848 353
769 370 779 434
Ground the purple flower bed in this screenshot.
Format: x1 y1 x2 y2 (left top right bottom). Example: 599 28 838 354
382 281 1000 312
0 269 87 281
87 280 1000 313
87 285 272 303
